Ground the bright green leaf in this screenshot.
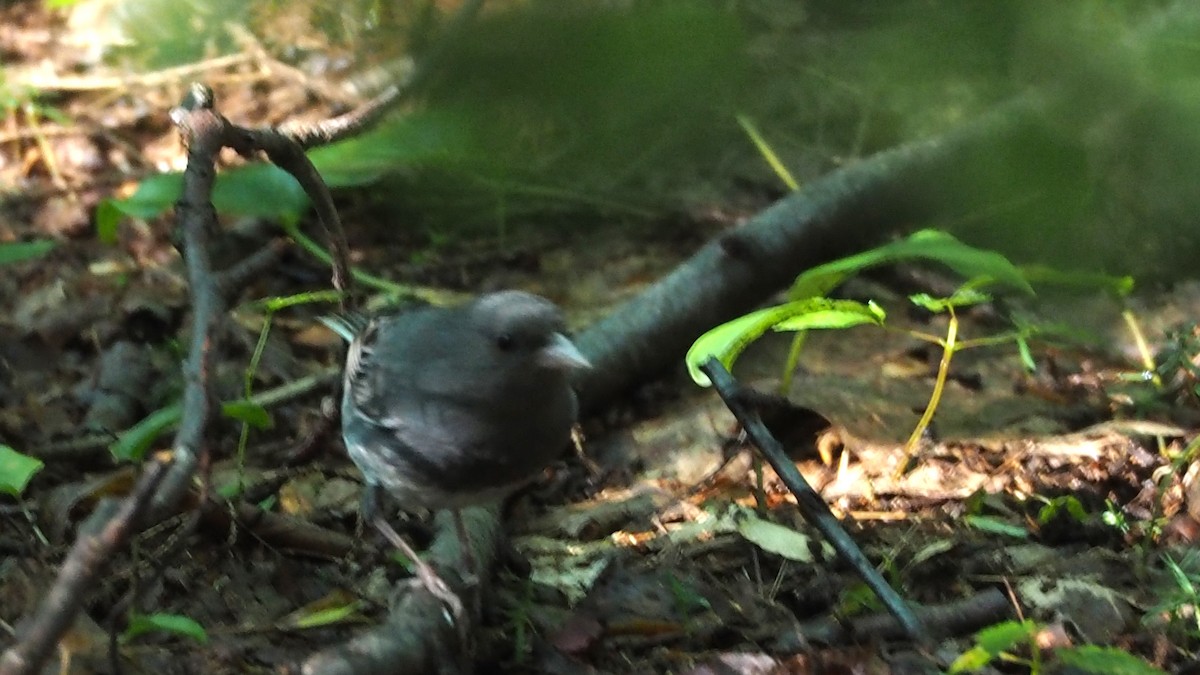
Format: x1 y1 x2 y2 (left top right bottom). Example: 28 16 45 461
0 240 55 266
0 445 44 497
123 613 208 644
687 298 885 386
1038 495 1088 525
910 286 991 313
1016 334 1036 372
974 620 1036 653
789 229 1034 300
221 401 273 430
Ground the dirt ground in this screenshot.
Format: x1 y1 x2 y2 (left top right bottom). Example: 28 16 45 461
3 2 1200 674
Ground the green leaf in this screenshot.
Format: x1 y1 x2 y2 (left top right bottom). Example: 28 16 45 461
105 163 309 225
122 613 208 644
95 199 123 244
687 298 885 386
948 645 994 673
308 112 472 187
211 163 308 222
107 173 184 220
221 401 274 430
974 620 1036 653
0 240 55 266
1057 645 1166 674
0 445 44 497
736 509 831 563
1015 334 1036 372
1020 264 1135 297
964 515 1028 539
789 229 1034 300
289 601 365 629
1038 495 1088 525
909 286 991 313
110 403 182 462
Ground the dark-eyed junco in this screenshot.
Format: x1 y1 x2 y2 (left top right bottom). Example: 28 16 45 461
322 291 590 616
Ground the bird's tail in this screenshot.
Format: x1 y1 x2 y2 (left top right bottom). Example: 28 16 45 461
317 313 369 342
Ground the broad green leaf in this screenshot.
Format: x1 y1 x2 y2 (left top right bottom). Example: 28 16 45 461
106 172 184 219
122 613 208 644
964 515 1028 539
1057 645 1166 674
102 164 308 226
789 229 1034 300
687 298 885 386
98 113 466 229
211 163 308 222
0 445 44 496
221 401 273 430
0 240 55 266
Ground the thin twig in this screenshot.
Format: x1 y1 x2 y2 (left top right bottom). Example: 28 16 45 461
698 357 927 643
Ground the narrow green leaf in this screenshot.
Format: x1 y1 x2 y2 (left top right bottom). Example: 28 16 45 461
686 298 885 386
789 229 1034 300
290 601 365 629
1020 264 1135 297
1015 334 1036 372
110 403 182 462
123 613 208 644
221 401 274 430
964 515 1028 539
0 445 44 496
0 240 55 266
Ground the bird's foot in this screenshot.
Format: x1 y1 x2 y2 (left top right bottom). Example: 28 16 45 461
372 515 465 626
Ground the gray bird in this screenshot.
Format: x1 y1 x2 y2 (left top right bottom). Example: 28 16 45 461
322 290 590 615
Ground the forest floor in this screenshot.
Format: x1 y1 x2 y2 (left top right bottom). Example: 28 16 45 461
3 2 1200 674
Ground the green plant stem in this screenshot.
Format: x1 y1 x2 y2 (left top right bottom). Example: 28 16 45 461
779 330 808 395
737 114 800 191
1122 308 1162 388
896 309 959 478
280 221 409 296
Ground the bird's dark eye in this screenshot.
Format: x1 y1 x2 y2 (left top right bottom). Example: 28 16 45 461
496 333 516 351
